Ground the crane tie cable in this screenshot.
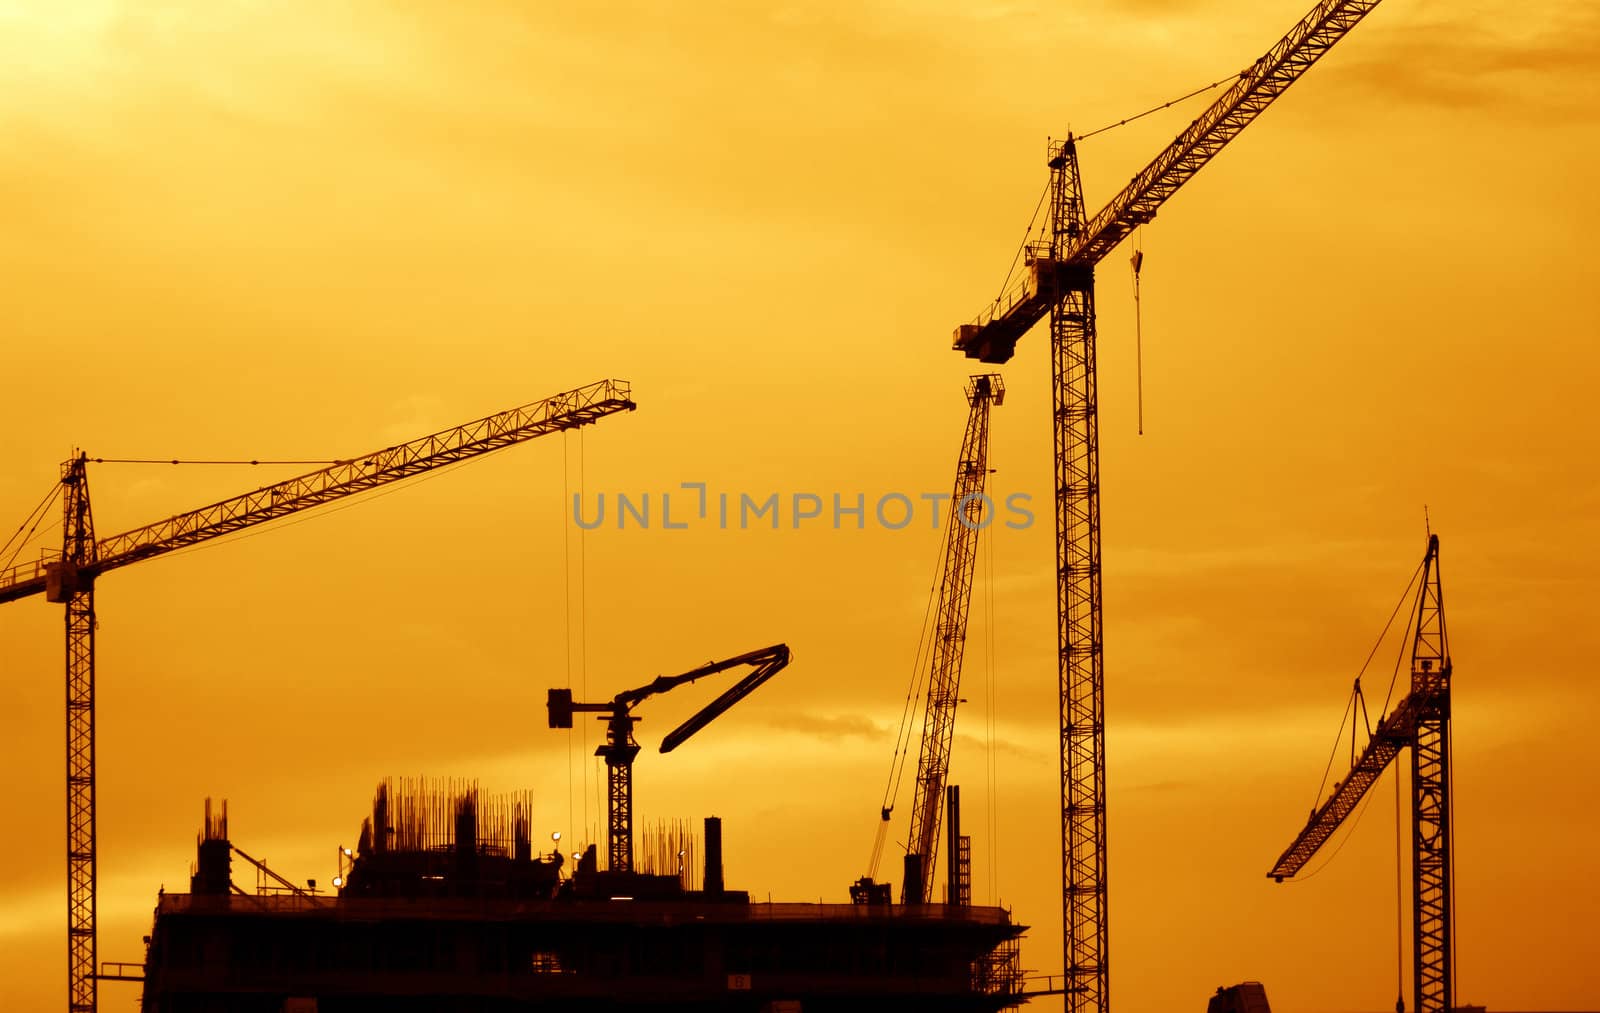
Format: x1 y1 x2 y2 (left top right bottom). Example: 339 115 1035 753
992 183 1051 309
988 71 1235 308
90 458 348 466
2 481 62 564
1306 556 1426 813
1076 72 1240 143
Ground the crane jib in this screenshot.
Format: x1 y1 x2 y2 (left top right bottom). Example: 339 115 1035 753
0 380 635 605
951 0 1383 364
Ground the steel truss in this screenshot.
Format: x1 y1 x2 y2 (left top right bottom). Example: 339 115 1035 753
905 374 1004 903
1046 140 1108 1013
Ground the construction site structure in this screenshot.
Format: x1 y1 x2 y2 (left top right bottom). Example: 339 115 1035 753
546 644 793 874
0 379 636 1013
1269 534 1454 1013
1207 983 1272 1013
949 3 1385 1008
139 785 1026 1010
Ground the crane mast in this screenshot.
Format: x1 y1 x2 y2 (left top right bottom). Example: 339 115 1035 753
61 457 97 1013
948 3 1385 1009
1047 139 1110 1012
2 379 636 1013
1269 535 1453 1013
903 374 1004 904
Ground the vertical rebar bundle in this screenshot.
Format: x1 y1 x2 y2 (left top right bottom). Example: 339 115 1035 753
370 778 537 856
201 798 228 842
636 818 700 890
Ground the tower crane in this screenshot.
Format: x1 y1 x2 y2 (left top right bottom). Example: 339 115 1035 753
859 374 1003 906
0 379 636 1013
1268 534 1453 1013
949 3 1385 1009
546 643 792 873
903 374 1003 905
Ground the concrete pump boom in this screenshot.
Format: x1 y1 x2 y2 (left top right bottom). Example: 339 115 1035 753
547 644 793 874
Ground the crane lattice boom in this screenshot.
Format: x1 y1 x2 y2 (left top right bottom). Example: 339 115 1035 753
1268 695 1417 881
1 379 635 606
954 0 1385 366
904 374 1004 904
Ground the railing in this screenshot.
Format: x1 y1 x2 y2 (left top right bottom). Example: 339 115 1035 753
1015 972 1075 996
157 893 1014 926
743 902 1011 925
0 552 55 600
968 253 1047 332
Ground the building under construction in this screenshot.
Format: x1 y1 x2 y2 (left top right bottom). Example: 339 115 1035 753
138 782 1025 1013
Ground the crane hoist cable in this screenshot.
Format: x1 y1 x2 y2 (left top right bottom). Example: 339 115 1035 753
868 523 949 879
580 429 593 845
1131 238 1145 436
981 504 1001 903
1395 762 1405 1013
1075 73 1237 143
569 425 582 851
1447 721 1459 1003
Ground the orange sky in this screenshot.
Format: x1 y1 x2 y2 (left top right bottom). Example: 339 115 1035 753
2 1 1597 1011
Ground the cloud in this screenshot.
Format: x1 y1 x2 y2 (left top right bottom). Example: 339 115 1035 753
1122 778 1195 793
953 729 1051 764
1329 5 1600 118
758 710 887 742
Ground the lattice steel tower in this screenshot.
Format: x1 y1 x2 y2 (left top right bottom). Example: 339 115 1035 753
903 374 1005 904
